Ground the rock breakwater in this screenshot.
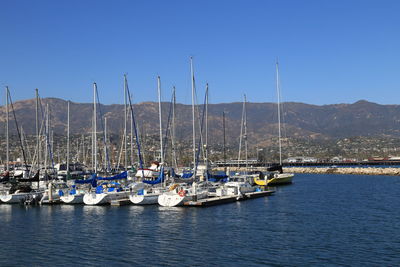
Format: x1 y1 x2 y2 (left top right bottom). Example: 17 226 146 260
286 167 400 176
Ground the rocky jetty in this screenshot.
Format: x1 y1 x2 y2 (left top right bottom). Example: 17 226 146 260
286 167 400 176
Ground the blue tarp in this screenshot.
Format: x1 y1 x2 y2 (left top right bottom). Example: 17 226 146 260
181 172 193 179
143 168 165 185
75 174 97 187
206 171 228 182
97 171 127 181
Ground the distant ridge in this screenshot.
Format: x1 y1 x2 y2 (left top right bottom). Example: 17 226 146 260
1 98 400 145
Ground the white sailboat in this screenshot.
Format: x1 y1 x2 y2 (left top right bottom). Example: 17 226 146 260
158 57 209 207
130 76 167 205
254 61 294 186
83 82 129 205
158 182 209 207
0 87 43 204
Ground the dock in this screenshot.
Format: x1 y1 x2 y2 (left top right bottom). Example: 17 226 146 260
110 198 131 206
184 190 275 207
244 190 275 199
184 195 239 206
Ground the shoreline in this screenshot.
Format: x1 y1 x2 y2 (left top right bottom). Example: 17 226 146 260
216 166 400 176
285 167 400 176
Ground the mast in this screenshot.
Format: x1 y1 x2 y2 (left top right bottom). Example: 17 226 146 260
130 109 134 167
205 83 209 176
190 57 196 177
104 117 108 173
171 86 178 169
67 100 70 179
276 61 282 165
238 95 245 168
44 104 49 175
157 76 163 164
35 89 39 174
5 87 9 171
124 74 128 171
244 94 248 173
93 82 97 173
223 111 226 173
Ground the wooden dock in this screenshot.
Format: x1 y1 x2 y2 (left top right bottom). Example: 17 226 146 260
184 195 239 206
184 190 275 207
244 190 275 199
110 198 131 206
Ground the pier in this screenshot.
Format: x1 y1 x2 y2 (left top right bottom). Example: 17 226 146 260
184 190 275 207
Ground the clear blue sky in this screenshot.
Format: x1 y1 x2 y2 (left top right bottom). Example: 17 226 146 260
1 0 399 105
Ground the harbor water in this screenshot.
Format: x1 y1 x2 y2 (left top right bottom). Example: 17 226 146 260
1 173 400 266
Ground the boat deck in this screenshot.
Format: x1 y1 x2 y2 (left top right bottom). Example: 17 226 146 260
184 190 275 207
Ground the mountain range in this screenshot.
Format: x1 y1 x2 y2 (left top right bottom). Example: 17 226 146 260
1 98 399 147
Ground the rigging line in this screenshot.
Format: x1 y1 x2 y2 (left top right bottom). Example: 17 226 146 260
161 92 175 164
95 87 111 171
193 89 208 178
7 89 29 171
125 79 144 170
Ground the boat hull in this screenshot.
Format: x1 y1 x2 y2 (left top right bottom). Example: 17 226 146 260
130 193 160 205
267 173 294 186
0 192 41 204
61 194 84 204
158 191 208 207
0 193 29 203
83 191 128 205
254 173 294 186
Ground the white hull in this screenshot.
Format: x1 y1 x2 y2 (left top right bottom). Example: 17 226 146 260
158 191 208 207
61 194 84 204
0 192 33 203
83 191 128 205
130 193 160 205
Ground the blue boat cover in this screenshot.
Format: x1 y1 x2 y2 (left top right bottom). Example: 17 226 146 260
97 171 127 181
143 168 165 185
181 172 193 179
75 174 97 187
206 171 228 182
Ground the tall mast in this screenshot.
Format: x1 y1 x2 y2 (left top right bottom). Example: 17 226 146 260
157 76 163 164
5 87 9 171
67 100 70 179
171 86 178 169
244 94 248 172
190 57 196 176
45 104 49 174
223 111 226 173
104 117 108 173
124 74 128 171
276 61 282 165
205 83 209 175
93 82 97 173
238 95 245 168
35 89 39 173
130 109 134 167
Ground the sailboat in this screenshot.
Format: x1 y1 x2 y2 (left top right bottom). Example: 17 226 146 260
0 87 43 204
254 61 294 186
130 76 168 205
83 82 129 205
223 94 257 196
158 57 210 207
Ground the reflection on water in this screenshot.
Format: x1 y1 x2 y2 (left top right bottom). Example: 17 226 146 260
1 174 400 266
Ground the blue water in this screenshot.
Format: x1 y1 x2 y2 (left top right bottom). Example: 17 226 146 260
1 174 400 266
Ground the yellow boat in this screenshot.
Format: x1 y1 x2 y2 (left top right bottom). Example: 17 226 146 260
254 172 294 186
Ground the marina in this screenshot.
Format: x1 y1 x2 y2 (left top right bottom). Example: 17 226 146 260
1 173 399 266
2 1 400 266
